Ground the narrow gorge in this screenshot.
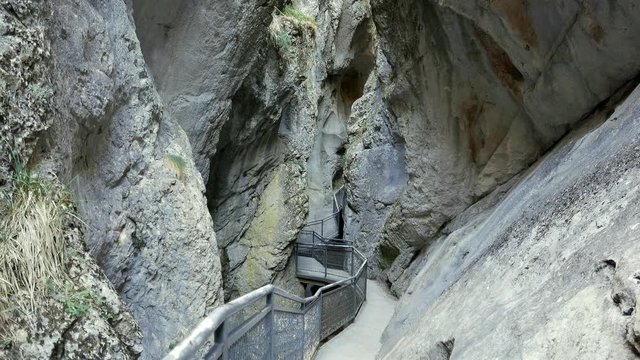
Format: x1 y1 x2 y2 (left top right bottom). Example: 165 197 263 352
1 0 639 359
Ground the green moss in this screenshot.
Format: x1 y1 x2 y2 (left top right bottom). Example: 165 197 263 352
27 83 52 101
164 154 187 181
240 169 284 289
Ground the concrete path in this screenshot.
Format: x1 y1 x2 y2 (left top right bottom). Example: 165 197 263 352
316 281 397 360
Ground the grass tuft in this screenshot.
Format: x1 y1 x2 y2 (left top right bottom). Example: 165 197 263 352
63 284 99 318
281 5 316 28
0 154 67 313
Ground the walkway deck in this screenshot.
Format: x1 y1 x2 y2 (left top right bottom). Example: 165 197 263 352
296 256 350 282
315 281 397 360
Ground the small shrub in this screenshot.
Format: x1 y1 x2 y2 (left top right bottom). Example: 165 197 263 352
63 285 99 318
1 338 11 350
9 150 38 193
168 339 179 350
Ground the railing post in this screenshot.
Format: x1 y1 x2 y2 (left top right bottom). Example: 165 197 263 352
215 321 227 360
351 279 356 321
266 291 274 359
301 307 305 358
321 220 324 238
350 249 354 276
364 266 367 301
324 247 328 279
319 291 324 341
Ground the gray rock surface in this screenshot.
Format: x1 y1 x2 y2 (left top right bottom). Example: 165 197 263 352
344 49 408 275
304 0 376 222
132 0 381 299
366 0 640 291
132 1 318 299
0 0 52 175
207 20 318 298
34 0 224 357
379 85 640 359
16 223 143 360
132 0 280 182
6 0 640 358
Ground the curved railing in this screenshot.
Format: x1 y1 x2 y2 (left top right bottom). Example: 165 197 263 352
165 187 366 360
299 186 346 240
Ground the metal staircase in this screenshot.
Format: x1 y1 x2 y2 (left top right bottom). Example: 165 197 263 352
165 187 366 360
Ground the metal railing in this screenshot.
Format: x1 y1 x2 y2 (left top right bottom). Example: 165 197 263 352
300 186 346 240
165 187 366 360
164 248 366 360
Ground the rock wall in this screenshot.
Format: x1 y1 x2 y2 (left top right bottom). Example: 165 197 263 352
132 0 381 298
0 0 52 176
132 0 281 181
133 0 320 299
23 0 224 357
365 0 640 292
5 0 640 357
2 212 143 359
1 1 141 358
379 82 640 359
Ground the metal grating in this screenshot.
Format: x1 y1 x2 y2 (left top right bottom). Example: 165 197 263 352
228 317 269 360
303 300 321 360
274 311 304 360
320 285 356 339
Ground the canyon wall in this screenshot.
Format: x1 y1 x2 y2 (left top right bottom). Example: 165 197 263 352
2 0 225 357
365 0 640 293
379 82 640 360
132 0 378 299
3 0 640 358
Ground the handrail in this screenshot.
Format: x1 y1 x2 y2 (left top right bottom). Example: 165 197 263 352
165 186 365 360
165 247 367 360
298 230 353 245
301 186 346 240
166 285 276 359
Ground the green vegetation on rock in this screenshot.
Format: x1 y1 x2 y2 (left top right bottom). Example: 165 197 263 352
0 152 68 313
281 5 316 28
275 30 292 52
164 153 188 181
63 285 100 318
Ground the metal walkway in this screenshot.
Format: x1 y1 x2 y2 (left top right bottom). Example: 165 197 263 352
165 187 367 360
296 256 350 282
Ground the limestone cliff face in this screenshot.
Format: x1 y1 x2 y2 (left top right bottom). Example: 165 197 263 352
44 1 225 356
0 0 52 174
131 0 378 299
379 83 640 360
4 0 640 358
132 0 315 300
1 1 142 358
2 0 225 358
363 0 640 293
